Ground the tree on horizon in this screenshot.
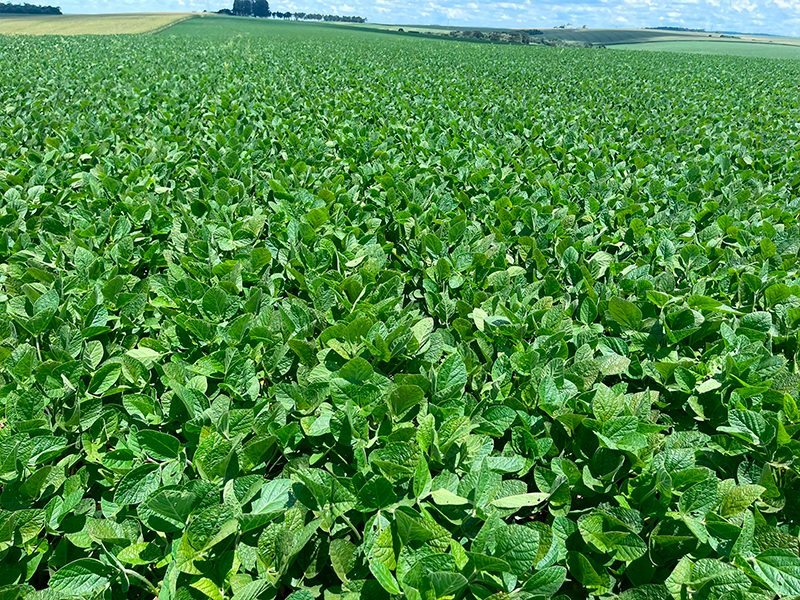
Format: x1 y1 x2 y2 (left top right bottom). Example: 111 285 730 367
253 0 270 17
231 0 253 16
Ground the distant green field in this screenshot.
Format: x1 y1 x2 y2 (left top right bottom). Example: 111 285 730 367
163 15 388 40
613 40 800 60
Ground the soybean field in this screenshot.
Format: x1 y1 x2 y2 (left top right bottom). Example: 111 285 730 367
2 15 800 600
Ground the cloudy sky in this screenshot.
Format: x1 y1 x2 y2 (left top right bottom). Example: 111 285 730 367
58 0 800 37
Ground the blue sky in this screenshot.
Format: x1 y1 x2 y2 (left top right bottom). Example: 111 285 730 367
58 0 800 37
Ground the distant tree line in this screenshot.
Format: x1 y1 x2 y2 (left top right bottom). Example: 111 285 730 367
0 2 61 14
218 1 365 23
646 26 705 32
229 0 270 17
443 28 603 48
450 30 533 44
275 13 366 22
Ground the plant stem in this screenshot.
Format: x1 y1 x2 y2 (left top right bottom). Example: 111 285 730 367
123 568 160 595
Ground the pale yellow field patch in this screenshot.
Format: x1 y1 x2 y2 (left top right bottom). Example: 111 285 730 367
0 12 196 35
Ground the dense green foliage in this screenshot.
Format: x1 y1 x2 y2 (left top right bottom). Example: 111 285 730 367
0 2 61 16
2 16 800 600
613 41 800 61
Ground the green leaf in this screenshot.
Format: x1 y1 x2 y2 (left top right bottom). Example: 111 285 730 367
493 524 540 575
251 247 272 271
720 485 765 517
436 353 467 401
764 283 792 307
194 432 234 482
49 559 113 598
370 559 401 595
608 297 643 331
522 566 567 596
430 571 468 598
330 538 356 582
117 542 162 565
137 430 180 461
413 454 432 501
490 492 549 509
230 580 274 600
251 479 293 513
288 338 316 366
592 383 624 423
751 549 800 596
430 489 469 506
618 584 670 600
34 289 60 314
125 347 162 368
146 489 197 523
20 466 52 498
687 295 721 311
357 477 396 511
567 551 610 592
388 385 424 418
579 297 598 324
679 478 720 517
114 463 161 506
202 286 230 319
307 207 329 229
87 363 121 395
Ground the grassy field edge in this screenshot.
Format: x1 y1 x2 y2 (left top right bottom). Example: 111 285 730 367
0 12 195 35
